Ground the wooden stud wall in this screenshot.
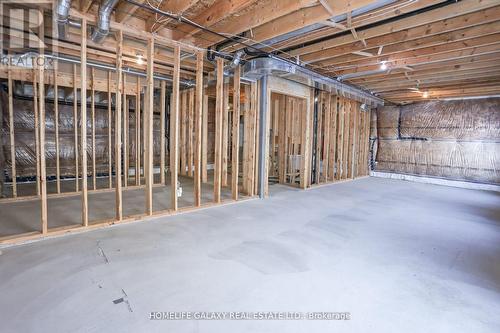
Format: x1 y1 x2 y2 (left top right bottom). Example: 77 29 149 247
269 91 371 189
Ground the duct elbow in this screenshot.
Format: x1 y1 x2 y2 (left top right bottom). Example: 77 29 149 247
90 27 108 44
91 0 120 44
55 0 72 39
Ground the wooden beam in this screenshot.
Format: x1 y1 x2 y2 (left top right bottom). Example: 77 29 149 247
146 0 198 32
194 51 204 206
231 66 241 200
196 0 318 48
80 0 93 13
145 37 154 216
247 0 442 52
320 0 374 16
170 45 181 211
175 0 255 40
81 18 88 227
291 0 500 57
115 30 123 221
115 0 145 23
335 42 500 77
321 32 500 69
315 18 500 65
7 69 16 197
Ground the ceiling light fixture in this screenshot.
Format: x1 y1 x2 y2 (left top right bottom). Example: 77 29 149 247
136 52 144 65
422 91 429 98
380 61 388 70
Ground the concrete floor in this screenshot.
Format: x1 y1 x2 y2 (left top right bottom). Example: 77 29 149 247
0 177 499 332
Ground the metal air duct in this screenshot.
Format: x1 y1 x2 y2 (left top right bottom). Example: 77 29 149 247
90 0 120 44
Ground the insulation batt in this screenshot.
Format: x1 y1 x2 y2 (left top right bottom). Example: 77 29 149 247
373 99 500 184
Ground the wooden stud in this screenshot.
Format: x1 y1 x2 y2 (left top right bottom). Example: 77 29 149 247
348 101 355 178
73 65 79 192
107 71 112 189
246 83 257 195
54 61 61 194
180 90 187 176
34 68 41 196
300 89 313 189
315 93 323 184
201 94 208 183
284 97 292 184
364 110 371 176
136 77 141 185
123 74 128 188
188 88 195 177
262 80 271 197
214 58 224 203
343 99 351 179
38 54 48 234
222 82 229 187
336 97 344 181
170 45 181 211
115 30 123 221
81 19 88 226
91 68 96 190
328 95 337 181
7 69 16 197
278 95 286 184
160 80 166 185
322 92 331 182
143 79 147 184
253 82 260 195
145 37 154 216
194 51 204 206
357 108 365 178
231 65 241 200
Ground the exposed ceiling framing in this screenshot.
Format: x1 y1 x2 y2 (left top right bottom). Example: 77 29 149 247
3 0 500 104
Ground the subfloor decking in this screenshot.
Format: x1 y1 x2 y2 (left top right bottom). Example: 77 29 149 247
0 177 499 332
